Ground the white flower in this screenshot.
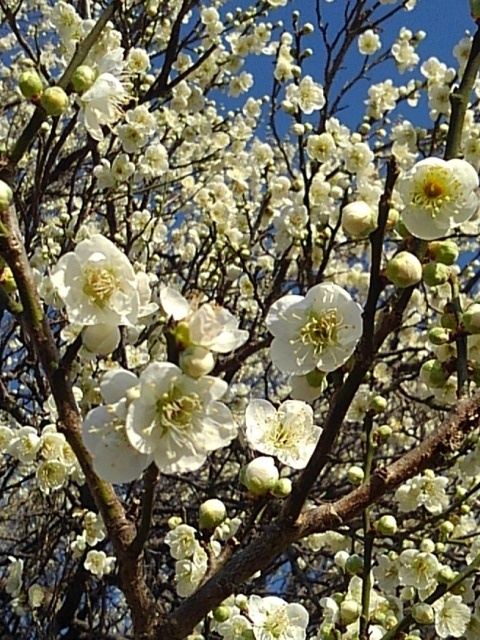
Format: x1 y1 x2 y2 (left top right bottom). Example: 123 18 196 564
78 73 128 141
266 283 363 375
36 460 68 493
175 546 208 597
398 549 439 591
397 158 479 240
84 550 116 579
285 76 325 114
358 30 381 55
433 594 471 638
5 557 23 597
51 234 139 327
83 368 151 483
160 287 248 353
125 362 237 473
247 595 309 640
8 426 40 463
165 524 199 560
83 511 106 546
245 399 322 469
28 584 45 609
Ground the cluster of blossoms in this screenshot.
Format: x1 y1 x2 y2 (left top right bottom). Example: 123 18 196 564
0 422 82 493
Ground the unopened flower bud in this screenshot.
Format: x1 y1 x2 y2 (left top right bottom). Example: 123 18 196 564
463 303 480 334
420 359 448 388
375 424 393 442
243 456 279 496
428 240 459 265
341 201 377 238
345 554 364 576
436 566 456 584
369 395 387 414
180 346 215 378
19 69 43 100
272 477 292 498
40 86 69 117
376 515 398 536
386 251 422 288
71 65 96 93
385 208 399 231
199 498 227 530
411 603 434 625
428 327 451 345
0 180 13 211
347 465 364 485
0 265 16 294
423 262 450 287
212 605 231 622
168 516 182 529
439 520 454 536
82 324 121 356
340 600 361 625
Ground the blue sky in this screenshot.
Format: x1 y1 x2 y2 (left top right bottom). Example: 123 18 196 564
237 0 477 130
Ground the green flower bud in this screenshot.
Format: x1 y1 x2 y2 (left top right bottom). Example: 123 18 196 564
241 631 255 640
463 303 480 334
347 465 364 485
345 554 364 576
0 180 13 211
71 65 96 93
340 600 361 625
428 240 459 265
420 359 448 388
199 499 227 530
374 424 393 442
167 516 182 529
439 520 454 537
212 605 231 623
436 566 456 584
423 262 451 287
369 395 387 414
376 515 398 536
272 477 292 498
0 265 16 293
386 251 422 288
411 603 434 625
428 327 451 345
19 69 43 100
172 321 191 348
40 86 69 117
394 218 411 239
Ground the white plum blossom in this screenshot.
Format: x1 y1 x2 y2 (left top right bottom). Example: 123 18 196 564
84 550 116 579
78 73 128 141
433 594 471 638
358 30 381 55
266 283 363 375
83 368 151 483
125 362 237 473
397 158 479 240
51 234 140 327
285 76 325 114
5 556 23 597
245 399 322 469
8 426 40 463
160 287 248 353
398 549 439 592
165 524 199 560
247 595 309 640
175 546 208 597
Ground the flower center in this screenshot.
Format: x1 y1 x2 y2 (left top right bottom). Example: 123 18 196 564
155 387 201 436
83 267 118 307
299 310 341 354
412 167 459 215
264 610 288 638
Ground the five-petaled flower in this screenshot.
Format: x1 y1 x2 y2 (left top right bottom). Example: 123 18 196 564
397 157 479 240
266 282 363 375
